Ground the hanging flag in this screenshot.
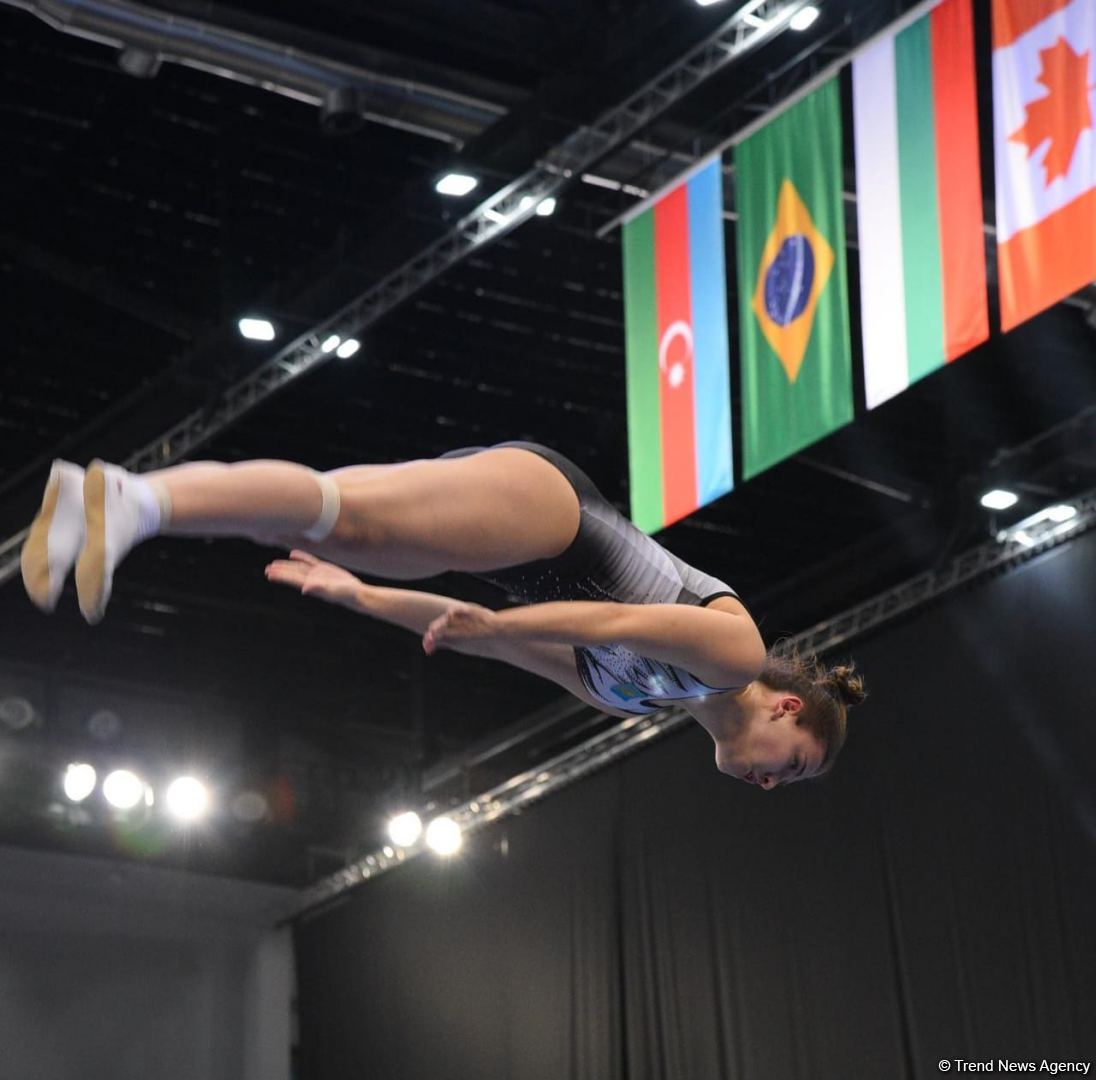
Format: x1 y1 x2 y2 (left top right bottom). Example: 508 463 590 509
993 0 1096 331
853 0 989 410
734 79 853 480
622 158 733 534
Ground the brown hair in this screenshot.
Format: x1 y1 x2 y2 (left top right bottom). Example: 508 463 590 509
757 645 866 773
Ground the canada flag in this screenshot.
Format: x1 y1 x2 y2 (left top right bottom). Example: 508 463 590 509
993 0 1096 330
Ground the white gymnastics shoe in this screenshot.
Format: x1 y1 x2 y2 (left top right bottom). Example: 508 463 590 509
21 460 86 613
75 460 162 625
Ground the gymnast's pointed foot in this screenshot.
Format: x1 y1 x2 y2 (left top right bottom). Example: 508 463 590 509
75 461 164 624
21 460 86 613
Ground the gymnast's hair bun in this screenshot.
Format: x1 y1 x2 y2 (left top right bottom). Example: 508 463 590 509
824 664 867 708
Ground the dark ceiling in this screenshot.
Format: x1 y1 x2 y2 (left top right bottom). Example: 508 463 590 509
1 0 1094 887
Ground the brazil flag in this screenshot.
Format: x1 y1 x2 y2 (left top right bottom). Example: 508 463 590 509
734 78 853 479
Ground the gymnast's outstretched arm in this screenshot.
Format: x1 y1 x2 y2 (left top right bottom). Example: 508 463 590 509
265 549 487 639
265 551 633 717
424 598 766 689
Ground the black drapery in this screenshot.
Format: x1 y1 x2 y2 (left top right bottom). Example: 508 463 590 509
296 531 1096 1079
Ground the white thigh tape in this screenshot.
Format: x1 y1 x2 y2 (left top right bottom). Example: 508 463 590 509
302 473 341 542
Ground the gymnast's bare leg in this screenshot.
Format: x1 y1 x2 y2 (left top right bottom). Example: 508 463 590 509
20 449 580 622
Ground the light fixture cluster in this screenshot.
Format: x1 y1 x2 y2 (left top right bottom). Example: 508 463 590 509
980 489 1083 549
238 318 362 361
694 0 820 33
519 194 557 217
996 501 1080 550
63 762 210 823
386 809 463 857
434 172 558 220
320 333 360 359
430 9 827 217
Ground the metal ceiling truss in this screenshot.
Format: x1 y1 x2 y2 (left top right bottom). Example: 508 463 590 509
3 0 506 143
0 0 811 585
295 489 1096 917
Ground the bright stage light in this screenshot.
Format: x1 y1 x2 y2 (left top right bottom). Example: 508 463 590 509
320 334 341 354
335 338 360 359
996 501 1081 549
694 0 727 7
425 815 462 856
103 769 145 810
789 6 820 31
237 317 276 341
63 763 97 803
435 173 478 197
519 195 557 217
980 489 1019 511
166 776 210 822
387 810 423 847
1044 504 1077 523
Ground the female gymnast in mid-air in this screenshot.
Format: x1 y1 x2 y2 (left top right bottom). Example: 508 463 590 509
21 441 863 788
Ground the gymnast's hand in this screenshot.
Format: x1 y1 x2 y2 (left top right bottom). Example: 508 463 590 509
422 603 501 655
264 550 362 609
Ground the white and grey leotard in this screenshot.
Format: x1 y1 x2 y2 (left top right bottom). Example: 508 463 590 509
441 442 742 715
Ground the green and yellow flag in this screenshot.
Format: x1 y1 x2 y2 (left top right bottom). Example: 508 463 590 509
734 78 853 479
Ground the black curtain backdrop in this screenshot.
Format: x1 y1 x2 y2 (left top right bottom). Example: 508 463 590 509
296 530 1096 1080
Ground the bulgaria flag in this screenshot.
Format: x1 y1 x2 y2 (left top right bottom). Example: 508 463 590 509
852 0 989 411
622 157 733 534
993 0 1096 331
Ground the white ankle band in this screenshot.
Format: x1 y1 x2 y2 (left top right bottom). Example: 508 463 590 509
146 478 173 531
302 473 340 542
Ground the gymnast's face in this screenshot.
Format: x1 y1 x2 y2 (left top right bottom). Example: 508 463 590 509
718 692 825 790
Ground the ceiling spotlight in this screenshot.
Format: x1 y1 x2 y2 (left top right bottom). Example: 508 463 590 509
519 194 556 217
694 0 728 7
997 501 1080 547
435 173 478 197
980 489 1019 511
387 810 423 847
63 763 97 803
424 814 463 856
166 776 210 822
789 5 820 31
102 769 145 810
1044 504 1077 523
320 334 341 354
238 317 276 341
335 338 360 359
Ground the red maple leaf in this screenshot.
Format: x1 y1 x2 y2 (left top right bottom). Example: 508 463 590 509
1008 36 1094 186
